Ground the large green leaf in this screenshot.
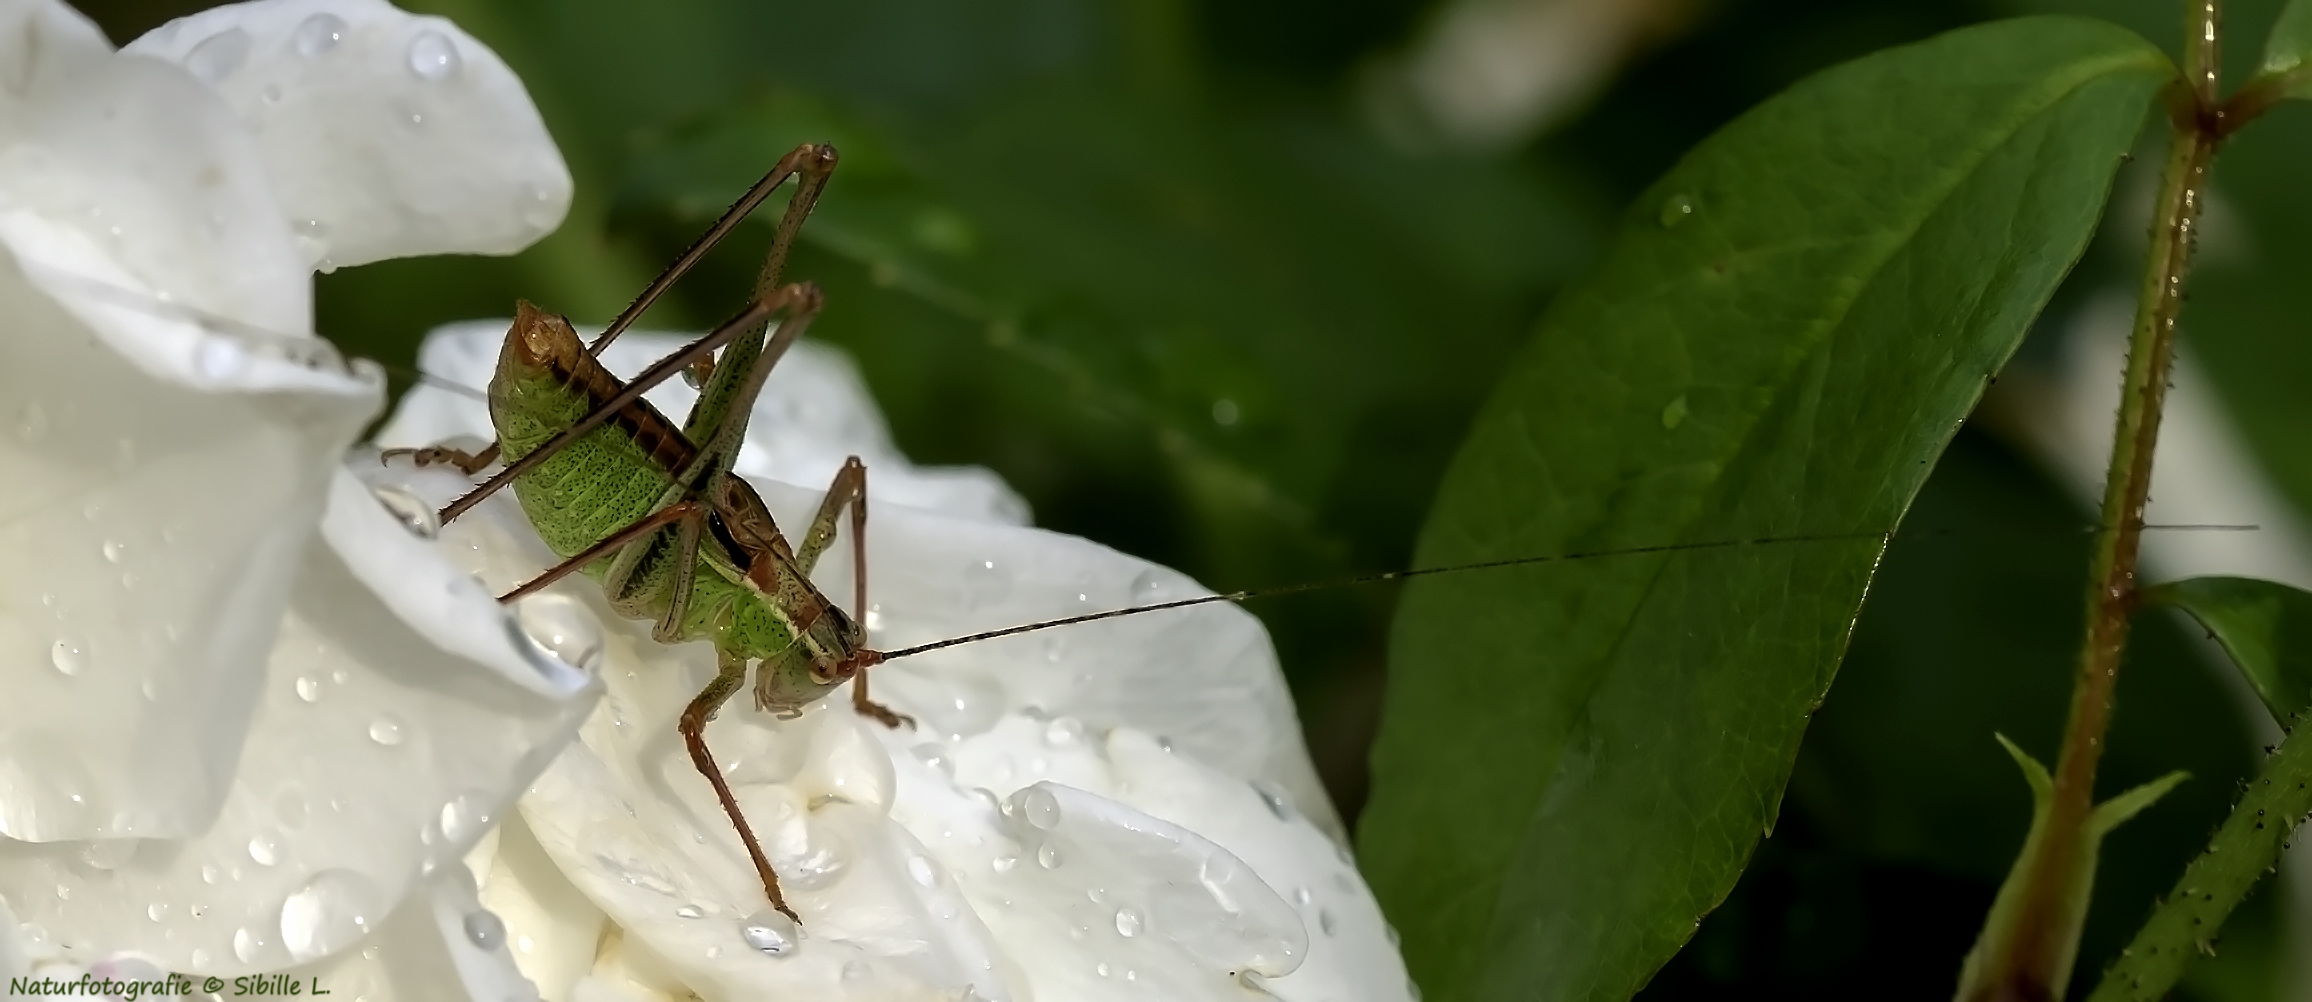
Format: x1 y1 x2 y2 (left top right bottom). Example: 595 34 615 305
2145 576 2312 726
1358 17 2171 1001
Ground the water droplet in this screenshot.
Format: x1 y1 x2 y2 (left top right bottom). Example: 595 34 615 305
232 926 263 963
49 639 83 676
194 337 248 380
1251 781 1293 821
910 743 954 778
510 593 604 673
1037 843 1062 869
462 909 506 950
368 715 405 746
1659 193 1696 228
675 905 703 919
738 909 798 956
78 838 135 870
407 31 459 80
1294 886 1312 905
52 883 67 900
907 855 939 887
184 28 251 82
1097 962 1111 977
293 13 346 56
990 855 1018 874
294 676 320 703
201 865 220 885
147 902 169 922
1043 717 1084 746
190 948 210 967
438 790 491 844
1212 398 1241 426
368 484 440 540
15 402 47 442
1114 906 1143 938
1660 394 1688 430
1319 908 1337 936
247 834 281 866
1022 787 1062 830
280 869 382 962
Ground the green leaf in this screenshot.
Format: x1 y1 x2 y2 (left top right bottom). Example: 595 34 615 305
2144 576 2312 726
2259 0 2312 95
1358 17 2172 1002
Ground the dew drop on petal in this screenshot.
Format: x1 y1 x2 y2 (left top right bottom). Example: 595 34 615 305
675 905 703 919
49 639 82 677
738 909 798 956
184 28 251 82
280 869 381 962
294 676 320 703
101 539 125 564
406 31 459 80
907 856 938 888
194 337 248 380
510 594 604 673
461 909 505 950
368 484 439 540
910 743 953 778
1319 908 1337 936
990 856 1017 874
247 834 281 867
78 838 135 870
368 716 405 746
1036 844 1062 869
1114 906 1142 938
231 926 262 963
293 13 346 56
1022 787 1062 830
146 902 169 922
1251 781 1293 821
438 790 490 844
1043 717 1084 746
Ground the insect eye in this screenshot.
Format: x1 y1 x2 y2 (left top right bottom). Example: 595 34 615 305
809 656 840 684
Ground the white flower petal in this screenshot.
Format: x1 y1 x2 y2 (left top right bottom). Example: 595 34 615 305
0 461 594 972
273 867 541 1002
475 812 604 1002
0 0 312 345
0 235 376 843
126 0 572 270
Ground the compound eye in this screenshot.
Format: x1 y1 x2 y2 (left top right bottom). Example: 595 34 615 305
810 656 840 684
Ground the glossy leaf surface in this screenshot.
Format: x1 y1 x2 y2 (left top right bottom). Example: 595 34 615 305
1360 18 2171 1001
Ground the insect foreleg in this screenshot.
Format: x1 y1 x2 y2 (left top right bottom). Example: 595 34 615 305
791 456 911 729
681 649 798 923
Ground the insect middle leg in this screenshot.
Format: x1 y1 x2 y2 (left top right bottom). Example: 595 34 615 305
791 456 913 729
681 649 799 923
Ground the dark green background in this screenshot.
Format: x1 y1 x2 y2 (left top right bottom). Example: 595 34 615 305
76 0 2311 996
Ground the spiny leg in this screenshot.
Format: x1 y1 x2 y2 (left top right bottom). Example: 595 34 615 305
794 456 911 729
682 650 797 923
497 501 704 605
437 143 841 521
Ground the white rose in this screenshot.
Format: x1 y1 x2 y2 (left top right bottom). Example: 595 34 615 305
372 325 1419 1002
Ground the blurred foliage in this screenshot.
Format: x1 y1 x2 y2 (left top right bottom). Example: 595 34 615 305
70 0 2312 995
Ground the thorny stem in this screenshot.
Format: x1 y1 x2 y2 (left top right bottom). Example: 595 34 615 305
1976 4 2224 997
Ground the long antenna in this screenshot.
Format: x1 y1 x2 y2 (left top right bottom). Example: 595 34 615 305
874 522 2261 662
